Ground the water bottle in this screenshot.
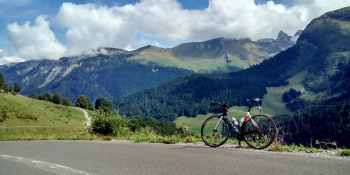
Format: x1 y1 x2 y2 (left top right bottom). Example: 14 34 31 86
239 117 245 127
232 117 238 126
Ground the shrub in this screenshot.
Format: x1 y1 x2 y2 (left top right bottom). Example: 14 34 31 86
90 110 129 136
10 91 16 96
340 149 350 156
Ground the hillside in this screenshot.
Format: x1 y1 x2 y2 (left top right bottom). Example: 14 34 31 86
113 6 350 123
0 92 88 127
0 31 298 104
0 91 91 140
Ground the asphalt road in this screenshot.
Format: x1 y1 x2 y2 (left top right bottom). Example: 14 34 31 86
0 140 349 175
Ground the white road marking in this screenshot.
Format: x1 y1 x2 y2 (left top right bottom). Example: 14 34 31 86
0 155 95 175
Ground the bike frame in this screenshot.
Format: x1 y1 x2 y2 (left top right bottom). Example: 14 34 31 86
214 111 260 133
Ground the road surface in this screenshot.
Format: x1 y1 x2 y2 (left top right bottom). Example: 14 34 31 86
0 140 349 175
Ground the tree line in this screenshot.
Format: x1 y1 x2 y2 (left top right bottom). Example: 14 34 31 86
0 72 22 95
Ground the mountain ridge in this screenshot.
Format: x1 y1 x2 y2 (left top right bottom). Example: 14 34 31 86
0 30 299 103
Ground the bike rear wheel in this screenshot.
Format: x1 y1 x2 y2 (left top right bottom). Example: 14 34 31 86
243 115 276 149
201 115 230 147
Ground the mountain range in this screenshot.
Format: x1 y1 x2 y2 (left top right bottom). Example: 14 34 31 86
112 6 350 148
0 30 300 103
113 6 350 121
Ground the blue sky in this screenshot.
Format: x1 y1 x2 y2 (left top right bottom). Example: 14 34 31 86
1 0 350 65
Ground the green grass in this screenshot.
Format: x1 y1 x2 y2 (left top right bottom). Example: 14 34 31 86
0 93 88 127
0 92 92 141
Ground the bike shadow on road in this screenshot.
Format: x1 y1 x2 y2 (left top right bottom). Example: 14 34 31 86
172 144 253 150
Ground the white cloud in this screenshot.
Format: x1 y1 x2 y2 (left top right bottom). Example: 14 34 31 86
0 49 25 65
7 15 67 61
2 0 350 65
53 0 350 51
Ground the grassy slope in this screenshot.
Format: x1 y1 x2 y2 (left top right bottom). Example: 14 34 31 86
0 93 94 140
129 46 230 73
174 70 325 135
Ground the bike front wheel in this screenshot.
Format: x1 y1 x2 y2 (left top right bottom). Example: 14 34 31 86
201 115 230 147
243 115 276 149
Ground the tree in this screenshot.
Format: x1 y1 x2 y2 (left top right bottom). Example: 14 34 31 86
62 98 73 106
76 95 94 110
52 93 63 105
95 97 113 113
8 85 13 92
2 84 9 93
29 93 37 99
13 83 22 93
0 73 4 90
39 92 53 102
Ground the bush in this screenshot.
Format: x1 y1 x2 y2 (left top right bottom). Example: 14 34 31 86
127 116 183 135
340 149 350 156
10 91 16 96
90 110 129 136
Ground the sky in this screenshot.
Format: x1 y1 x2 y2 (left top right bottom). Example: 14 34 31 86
0 0 350 65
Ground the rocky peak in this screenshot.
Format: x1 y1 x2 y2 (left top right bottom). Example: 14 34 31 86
276 31 291 42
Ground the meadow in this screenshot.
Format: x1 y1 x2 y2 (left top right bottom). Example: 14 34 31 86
0 92 92 141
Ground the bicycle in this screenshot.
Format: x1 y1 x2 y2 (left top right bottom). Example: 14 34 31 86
201 98 276 149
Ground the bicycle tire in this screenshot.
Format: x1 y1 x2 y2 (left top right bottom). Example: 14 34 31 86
201 115 230 147
243 115 276 149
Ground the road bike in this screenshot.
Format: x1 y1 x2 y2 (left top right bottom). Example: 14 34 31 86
201 98 276 149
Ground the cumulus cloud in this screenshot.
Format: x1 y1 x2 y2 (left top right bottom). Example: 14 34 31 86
2 0 350 65
7 15 67 61
53 0 350 51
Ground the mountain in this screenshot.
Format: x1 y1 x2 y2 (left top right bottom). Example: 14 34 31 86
0 53 194 104
0 31 299 104
113 6 350 148
130 30 300 72
113 6 350 123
